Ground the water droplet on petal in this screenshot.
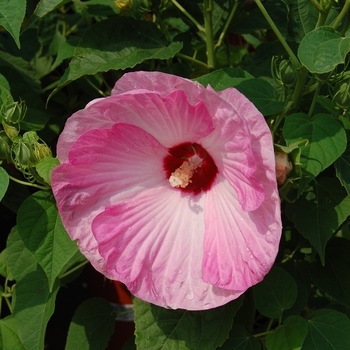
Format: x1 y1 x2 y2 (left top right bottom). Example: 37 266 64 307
250 254 254 259
186 292 194 300
246 248 250 252
207 252 212 256
203 303 211 309
177 268 182 274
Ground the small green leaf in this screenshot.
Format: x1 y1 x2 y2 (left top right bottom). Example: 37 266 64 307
266 315 308 350
36 156 60 185
12 267 60 350
0 315 26 350
17 191 80 291
283 113 347 196
65 298 116 350
52 17 182 94
134 296 243 350
195 67 254 91
0 167 9 202
286 178 350 264
219 324 261 350
253 266 297 319
298 26 350 73
0 0 26 48
310 237 350 309
302 309 350 349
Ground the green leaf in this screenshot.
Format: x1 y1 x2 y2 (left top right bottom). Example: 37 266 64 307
52 17 182 94
253 266 297 319
134 296 243 350
36 156 60 185
266 315 308 350
17 191 80 291
0 315 26 350
0 167 9 202
219 324 261 350
0 249 13 280
6 226 37 282
12 267 60 350
310 237 350 309
298 26 350 73
283 113 347 195
282 0 318 43
302 309 350 349
335 116 350 194
0 0 26 48
65 298 116 350
195 67 254 91
286 178 350 264
235 78 284 116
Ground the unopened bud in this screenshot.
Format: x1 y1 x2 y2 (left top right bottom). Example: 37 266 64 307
333 81 350 110
115 0 133 13
275 151 293 185
2 121 19 139
12 138 37 168
279 60 297 87
0 131 12 162
2 100 27 124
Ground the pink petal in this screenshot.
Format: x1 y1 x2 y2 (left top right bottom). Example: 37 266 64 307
92 187 243 310
90 90 214 148
199 93 265 212
202 177 281 290
52 123 168 277
56 108 115 163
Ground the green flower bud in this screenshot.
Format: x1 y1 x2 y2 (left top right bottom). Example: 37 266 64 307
33 143 52 162
12 138 37 168
2 121 19 139
0 131 12 162
279 60 297 87
333 81 350 110
2 100 27 124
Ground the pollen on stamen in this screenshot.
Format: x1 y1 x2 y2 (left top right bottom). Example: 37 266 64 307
169 161 196 188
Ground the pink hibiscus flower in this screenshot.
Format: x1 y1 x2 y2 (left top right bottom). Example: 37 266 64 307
51 71 281 310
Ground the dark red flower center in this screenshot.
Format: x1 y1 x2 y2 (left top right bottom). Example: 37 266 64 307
163 142 218 195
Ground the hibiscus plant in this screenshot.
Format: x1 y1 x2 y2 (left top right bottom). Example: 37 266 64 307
0 0 350 349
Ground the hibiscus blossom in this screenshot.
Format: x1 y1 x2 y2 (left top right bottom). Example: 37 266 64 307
51 71 281 310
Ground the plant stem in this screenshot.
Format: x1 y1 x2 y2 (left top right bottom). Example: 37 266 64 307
8 174 51 190
175 52 211 70
291 67 309 109
59 259 89 279
214 0 239 50
254 0 301 70
310 0 324 12
332 0 350 30
308 82 322 116
171 0 205 32
203 0 215 69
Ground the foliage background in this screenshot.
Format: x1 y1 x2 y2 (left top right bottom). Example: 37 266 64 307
0 0 350 349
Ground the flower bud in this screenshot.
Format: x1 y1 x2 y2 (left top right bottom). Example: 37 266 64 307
275 150 293 185
2 121 19 139
2 100 27 124
115 0 133 13
279 60 297 87
11 138 37 168
0 131 12 162
333 81 350 110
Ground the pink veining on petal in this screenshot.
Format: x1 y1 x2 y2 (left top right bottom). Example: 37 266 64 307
92 186 243 310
